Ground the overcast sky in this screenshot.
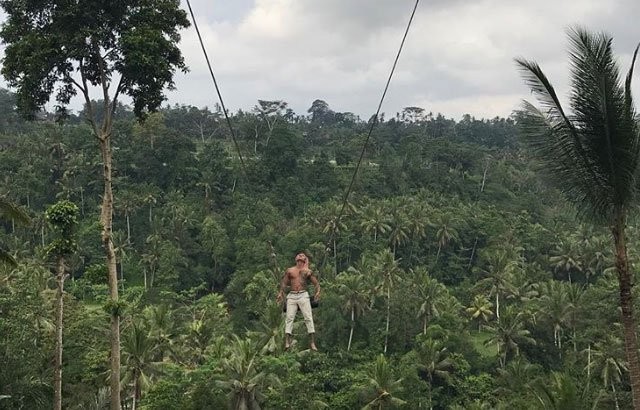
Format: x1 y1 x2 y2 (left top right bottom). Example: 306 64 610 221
1 0 639 120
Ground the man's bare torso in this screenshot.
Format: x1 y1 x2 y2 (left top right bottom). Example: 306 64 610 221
285 267 310 292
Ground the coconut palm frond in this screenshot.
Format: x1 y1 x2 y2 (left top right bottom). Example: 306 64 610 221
624 43 639 115
0 248 17 266
567 28 639 213
517 28 640 224
0 197 30 225
517 98 606 222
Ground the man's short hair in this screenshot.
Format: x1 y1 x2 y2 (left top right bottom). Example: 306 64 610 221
295 252 309 262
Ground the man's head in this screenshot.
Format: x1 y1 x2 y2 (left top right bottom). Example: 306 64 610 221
295 252 308 266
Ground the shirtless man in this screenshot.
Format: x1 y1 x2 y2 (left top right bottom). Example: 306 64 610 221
276 252 320 351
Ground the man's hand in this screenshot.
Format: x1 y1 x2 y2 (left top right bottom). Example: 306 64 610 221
314 290 320 301
276 291 284 305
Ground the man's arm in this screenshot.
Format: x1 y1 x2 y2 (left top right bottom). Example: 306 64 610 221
309 272 320 300
276 269 289 304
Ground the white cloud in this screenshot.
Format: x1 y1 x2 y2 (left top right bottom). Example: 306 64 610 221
1 0 639 119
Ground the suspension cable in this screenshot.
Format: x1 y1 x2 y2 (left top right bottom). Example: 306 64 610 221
185 0 247 175
325 0 420 267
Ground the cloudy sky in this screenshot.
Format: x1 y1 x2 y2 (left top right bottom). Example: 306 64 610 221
1 0 639 120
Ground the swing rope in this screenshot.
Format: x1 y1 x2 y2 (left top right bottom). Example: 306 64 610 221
185 0 421 274
322 0 421 272
185 0 247 176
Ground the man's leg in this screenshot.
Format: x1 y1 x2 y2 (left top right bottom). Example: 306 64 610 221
299 294 317 351
284 295 298 349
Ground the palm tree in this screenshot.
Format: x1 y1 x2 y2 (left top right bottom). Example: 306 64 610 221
143 304 175 361
115 189 141 243
474 249 519 323
360 203 391 244
537 281 573 353
565 283 586 352
466 295 494 331
484 306 536 368
139 183 160 225
216 336 279 410
121 322 162 410
373 249 403 354
549 240 583 283
405 202 430 263
585 334 628 410
0 196 30 266
248 302 285 355
433 214 458 264
307 200 352 277
411 269 447 335
516 27 640 405
533 372 598 410
385 199 410 256
495 358 540 399
335 269 371 351
415 338 453 410
361 354 405 410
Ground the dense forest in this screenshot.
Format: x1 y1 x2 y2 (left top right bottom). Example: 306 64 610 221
1 86 636 409
1 2 639 408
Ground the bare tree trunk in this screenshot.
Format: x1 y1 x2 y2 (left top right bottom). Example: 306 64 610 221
99 136 121 410
348 307 354 352
612 213 640 410
480 162 489 193
333 238 338 278
468 237 478 269
132 374 138 410
126 213 131 243
54 256 65 410
80 187 84 216
384 286 390 354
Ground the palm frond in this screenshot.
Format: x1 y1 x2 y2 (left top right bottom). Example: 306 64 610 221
567 27 639 216
516 27 640 224
0 197 30 225
0 248 17 266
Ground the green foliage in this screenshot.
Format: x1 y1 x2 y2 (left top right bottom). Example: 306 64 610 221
516 27 640 225
0 0 190 118
103 298 128 317
0 34 634 408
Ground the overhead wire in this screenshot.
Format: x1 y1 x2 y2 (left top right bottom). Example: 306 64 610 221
323 0 421 271
185 0 420 275
185 0 247 175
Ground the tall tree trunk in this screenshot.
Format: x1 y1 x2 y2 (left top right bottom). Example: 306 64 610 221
54 256 65 410
132 372 138 410
333 238 338 277
348 306 355 352
384 285 390 354
80 187 84 216
468 237 478 269
612 213 640 409
495 292 500 323
126 213 131 243
99 136 121 410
